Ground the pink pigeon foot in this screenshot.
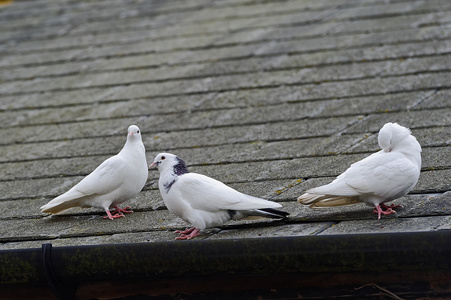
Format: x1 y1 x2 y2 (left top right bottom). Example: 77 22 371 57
380 203 403 210
103 206 133 220
175 227 200 240
111 205 133 215
373 204 397 220
104 209 125 220
175 227 196 235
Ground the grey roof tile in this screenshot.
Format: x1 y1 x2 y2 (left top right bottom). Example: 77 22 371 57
0 0 449 253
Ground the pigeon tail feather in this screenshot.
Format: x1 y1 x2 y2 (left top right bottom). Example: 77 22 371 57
40 191 86 214
41 199 81 214
298 193 361 208
246 207 289 219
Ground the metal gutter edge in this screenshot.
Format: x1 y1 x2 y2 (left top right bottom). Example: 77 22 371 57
1 230 451 298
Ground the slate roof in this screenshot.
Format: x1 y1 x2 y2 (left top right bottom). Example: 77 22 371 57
1 0 451 246
0 0 450 297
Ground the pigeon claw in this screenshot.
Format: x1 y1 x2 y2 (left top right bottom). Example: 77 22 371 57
373 204 398 220
104 213 125 220
175 227 200 240
380 203 403 210
110 205 134 215
103 205 133 220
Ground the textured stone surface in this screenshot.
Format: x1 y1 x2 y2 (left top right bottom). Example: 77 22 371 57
0 0 450 250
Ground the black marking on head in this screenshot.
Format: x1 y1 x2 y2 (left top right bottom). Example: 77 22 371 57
164 177 176 194
174 157 189 175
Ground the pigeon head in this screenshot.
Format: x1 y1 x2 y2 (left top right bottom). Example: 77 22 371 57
378 122 411 152
127 125 142 140
149 153 189 175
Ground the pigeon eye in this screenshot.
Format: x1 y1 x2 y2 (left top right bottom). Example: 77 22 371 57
161 156 166 160
137 130 140 133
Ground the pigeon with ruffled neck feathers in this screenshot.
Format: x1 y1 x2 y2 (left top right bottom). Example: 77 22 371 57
298 122 421 219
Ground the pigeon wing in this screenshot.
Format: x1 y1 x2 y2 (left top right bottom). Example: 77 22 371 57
344 152 419 199
176 173 281 212
73 155 128 196
41 155 128 213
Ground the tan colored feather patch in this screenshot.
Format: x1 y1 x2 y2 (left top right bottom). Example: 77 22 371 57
298 193 361 208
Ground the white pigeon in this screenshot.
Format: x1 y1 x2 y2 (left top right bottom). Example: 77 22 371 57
41 125 148 220
298 122 422 219
149 153 289 240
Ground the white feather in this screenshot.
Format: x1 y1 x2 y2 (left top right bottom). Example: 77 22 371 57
151 153 288 232
41 125 148 217
175 173 281 211
298 122 422 211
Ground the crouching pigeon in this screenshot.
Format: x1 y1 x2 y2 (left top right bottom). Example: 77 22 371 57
150 153 289 240
41 125 148 220
298 122 422 219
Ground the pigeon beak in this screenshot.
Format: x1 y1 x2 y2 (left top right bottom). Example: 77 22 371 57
149 162 157 169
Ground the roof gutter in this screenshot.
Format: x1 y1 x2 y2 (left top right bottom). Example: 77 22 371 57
1 230 451 299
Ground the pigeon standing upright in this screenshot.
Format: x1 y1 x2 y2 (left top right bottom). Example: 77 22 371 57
41 125 148 220
149 153 289 240
297 122 422 219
